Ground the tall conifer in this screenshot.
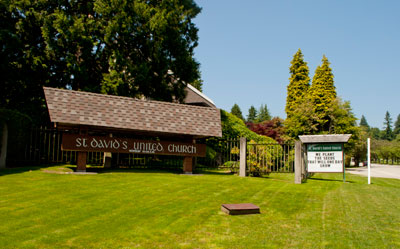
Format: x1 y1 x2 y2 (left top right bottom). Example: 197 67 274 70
285 49 310 118
383 111 393 140
257 104 271 122
231 104 244 121
394 114 400 135
360 115 369 128
247 106 257 123
309 55 337 131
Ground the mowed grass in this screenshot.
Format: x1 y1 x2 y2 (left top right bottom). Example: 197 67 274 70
0 166 399 249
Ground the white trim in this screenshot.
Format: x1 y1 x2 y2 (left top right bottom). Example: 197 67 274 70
186 84 216 106
299 134 352 143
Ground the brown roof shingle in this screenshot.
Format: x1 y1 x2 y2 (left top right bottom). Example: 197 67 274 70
44 87 222 137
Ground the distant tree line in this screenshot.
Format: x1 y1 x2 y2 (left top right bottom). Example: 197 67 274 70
358 113 400 165
359 113 400 141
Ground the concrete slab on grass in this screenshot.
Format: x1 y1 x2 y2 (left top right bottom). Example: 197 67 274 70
221 203 260 215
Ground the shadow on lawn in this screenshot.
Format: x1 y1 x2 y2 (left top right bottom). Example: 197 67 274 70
1 164 234 176
308 177 354 183
65 166 183 175
0 166 43 177
65 167 234 176
194 170 234 176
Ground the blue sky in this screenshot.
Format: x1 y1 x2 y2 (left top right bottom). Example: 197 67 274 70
193 0 399 128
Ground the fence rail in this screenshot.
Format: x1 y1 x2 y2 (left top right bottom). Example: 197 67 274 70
8 127 104 166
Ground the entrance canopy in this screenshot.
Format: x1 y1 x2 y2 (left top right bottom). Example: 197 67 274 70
43 87 222 138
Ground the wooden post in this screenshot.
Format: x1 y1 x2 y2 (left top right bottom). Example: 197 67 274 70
295 140 302 184
103 133 112 168
77 151 87 172
76 127 87 172
239 137 247 177
192 138 197 171
0 123 8 169
183 156 193 174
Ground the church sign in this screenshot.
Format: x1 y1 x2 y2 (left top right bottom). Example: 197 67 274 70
307 143 344 173
62 134 206 157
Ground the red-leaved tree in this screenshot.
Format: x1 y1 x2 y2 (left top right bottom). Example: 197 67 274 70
246 117 285 143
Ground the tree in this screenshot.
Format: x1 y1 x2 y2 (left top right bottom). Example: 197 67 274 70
189 68 203 91
359 115 369 129
308 55 337 132
247 106 257 123
0 1 51 123
326 98 358 136
1 0 202 123
394 114 400 135
247 117 285 143
382 111 393 140
257 104 271 122
285 49 310 119
369 127 381 140
284 97 319 139
231 104 244 121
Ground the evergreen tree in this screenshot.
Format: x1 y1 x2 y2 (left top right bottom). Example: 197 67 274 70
257 104 271 122
326 98 359 149
285 49 310 119
383 111 393 140
359 115 369 129
1 0 202 123
309 55 337 132
284 97 319 138
394 114 400 135
369 127 381 140
247 106 257 123
231 104 244 121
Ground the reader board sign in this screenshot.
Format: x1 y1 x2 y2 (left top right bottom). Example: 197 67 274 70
61 134 206 157
307 144 343 173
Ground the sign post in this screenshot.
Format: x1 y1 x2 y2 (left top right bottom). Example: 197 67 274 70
298 135 352 183
367 138 371 184
343 151 346 182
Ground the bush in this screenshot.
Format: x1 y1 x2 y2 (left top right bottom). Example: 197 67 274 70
246 117 285 143
223 161 239 173
247 140 272 177
199 110 281 174
204 110 277 150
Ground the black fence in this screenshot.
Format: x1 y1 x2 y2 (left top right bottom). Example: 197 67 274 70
6 127 294 172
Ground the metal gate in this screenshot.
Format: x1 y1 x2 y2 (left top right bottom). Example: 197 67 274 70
247 143 294 173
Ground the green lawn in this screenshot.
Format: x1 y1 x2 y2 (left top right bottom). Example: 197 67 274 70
0 166 399 248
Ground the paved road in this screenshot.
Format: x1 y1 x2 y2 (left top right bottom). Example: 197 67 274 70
346 164 400 180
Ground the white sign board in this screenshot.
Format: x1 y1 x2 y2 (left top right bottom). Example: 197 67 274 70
307 144 344 173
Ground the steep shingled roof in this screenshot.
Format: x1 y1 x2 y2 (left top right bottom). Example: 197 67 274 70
43 87 222 137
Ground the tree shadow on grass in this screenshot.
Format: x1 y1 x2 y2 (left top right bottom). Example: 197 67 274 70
73 166 182 175
1 164 237 176
194 170 234 176
0 166 42 177
308 177 355 183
